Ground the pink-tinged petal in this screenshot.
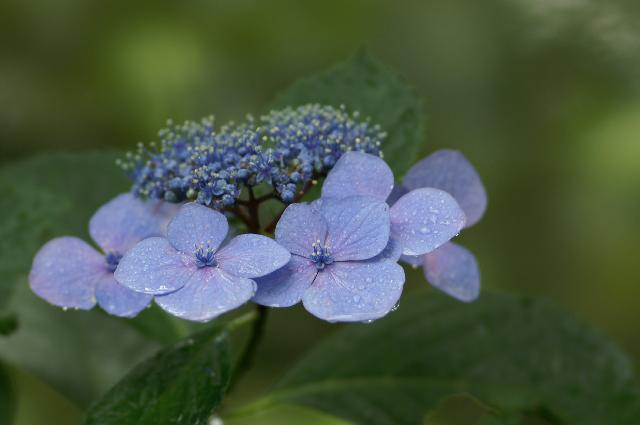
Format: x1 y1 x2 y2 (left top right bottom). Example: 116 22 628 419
155 268 256 322
253 255 318 307
400 254 424 268
216 234 291 278
114 237 194 295
29 237 104 310
321 196 390 261
95 274 152 318
322 151 394 202
275 203 327 257
390 188 465 256
302 260 405 323
167 203 229 254
403 149 487 227
424 242 480 302
90 193 172 254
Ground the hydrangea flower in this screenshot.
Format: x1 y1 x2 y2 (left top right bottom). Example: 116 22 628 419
119 104 383 207
320 150 486 302
29 193 178 317
114 203 291 322
321 151 467 258
400 150 487 301
253 196 405 322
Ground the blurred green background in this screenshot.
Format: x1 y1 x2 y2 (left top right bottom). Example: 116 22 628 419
1 0 640 424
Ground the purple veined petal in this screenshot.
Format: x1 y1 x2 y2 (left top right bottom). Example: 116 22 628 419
253 255 318 307
400 254 424 268
216 234 291 278
114 237 195 295
167 203 229 254
302 260 405 323
90 193 171 254
155 268 256 322
29 237 105 310
366 236 403 263
322 151 394 202
275 203 327 258
424 242 480 302
386 184 408 206
403 149 487 227
320 196 390 261
390 188 466 256
95 274 153 318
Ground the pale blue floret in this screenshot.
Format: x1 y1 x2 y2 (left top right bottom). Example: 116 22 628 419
115 203 291 322
316 150 485 302
253 197 405 323
29 193 177 317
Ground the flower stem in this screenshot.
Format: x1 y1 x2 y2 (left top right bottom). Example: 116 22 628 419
228 304 269 392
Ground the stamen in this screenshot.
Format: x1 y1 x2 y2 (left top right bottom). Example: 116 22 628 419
195 243 217 268
310 240 334 271
105 252 123 273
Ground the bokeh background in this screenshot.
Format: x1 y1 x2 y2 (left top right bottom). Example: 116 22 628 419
1 0 640 424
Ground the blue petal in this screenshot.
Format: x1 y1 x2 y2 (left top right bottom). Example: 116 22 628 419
114 237 195 295
155 268 256 322
216 234 291 278
253 255 318 307
95 274 153 318
366 236 402 263
424 242 480 302
403 150 487 227
167 203 229 254
302 260 405 322
29 237 104 310
400 254 424 268
89 193 174 254
275 203 327 258
320 196 390 261
390 188 465 256
322 152 394 201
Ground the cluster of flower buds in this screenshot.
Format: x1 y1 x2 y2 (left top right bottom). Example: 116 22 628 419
118 104 384 208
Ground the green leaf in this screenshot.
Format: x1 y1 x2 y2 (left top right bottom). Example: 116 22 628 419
0 363 15 425
0 282 161 408
84 322 233 425
0 313 17 337
237 291 640 425
0 151 129 307
270 50 426 176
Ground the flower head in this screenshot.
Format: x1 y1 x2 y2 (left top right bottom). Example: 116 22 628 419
29 193 177 317
253 196 404 322
115 203 291 322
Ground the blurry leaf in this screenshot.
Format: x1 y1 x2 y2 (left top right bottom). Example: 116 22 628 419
0 152 128 308
240 291 640 425
270 50 426 176
0 363 15 425
84 322 232 425
0 313 17 336
0 282 160 408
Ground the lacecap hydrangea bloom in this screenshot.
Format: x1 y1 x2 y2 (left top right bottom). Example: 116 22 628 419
29 193 177 317
119 104 384 208
114 203 290 322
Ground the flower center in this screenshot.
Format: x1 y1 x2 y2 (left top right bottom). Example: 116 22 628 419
105 252 123 273
310 240 334 271
195 244 217 268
